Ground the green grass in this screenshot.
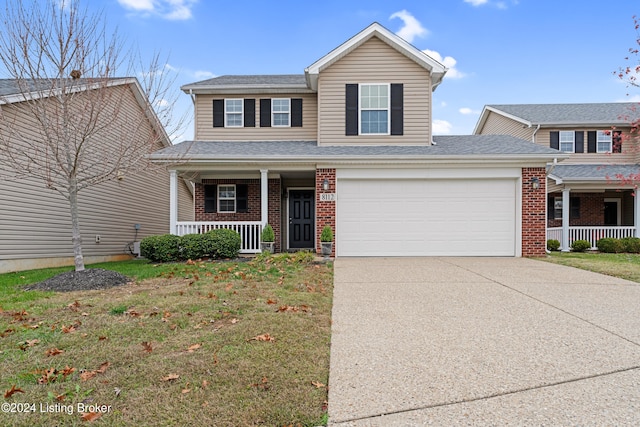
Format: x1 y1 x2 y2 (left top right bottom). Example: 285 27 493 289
0 253 333 426
541 251 640 283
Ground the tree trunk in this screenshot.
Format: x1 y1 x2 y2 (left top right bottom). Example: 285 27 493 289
68 178 85 272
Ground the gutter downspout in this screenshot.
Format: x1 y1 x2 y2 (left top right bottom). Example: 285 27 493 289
188 89 195 104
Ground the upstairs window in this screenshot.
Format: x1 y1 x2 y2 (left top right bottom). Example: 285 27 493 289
360 84 389 134
596 130 612 153
272 98 291 127
224 99 243 127
559 131 575 153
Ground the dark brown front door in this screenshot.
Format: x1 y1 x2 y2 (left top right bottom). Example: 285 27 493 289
289 190 315 249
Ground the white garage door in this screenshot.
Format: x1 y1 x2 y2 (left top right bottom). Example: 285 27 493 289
336 178 517 256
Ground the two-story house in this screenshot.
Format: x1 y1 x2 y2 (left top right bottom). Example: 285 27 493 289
474 103 640 250
150 23 564 257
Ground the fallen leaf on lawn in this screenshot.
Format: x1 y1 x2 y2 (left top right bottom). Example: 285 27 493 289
45 348 64 357
80 412 102 422
201 380 208 389
186 343 201 353
96 362 110 373
81 312 89 317
38 367 58 384
61 366 76 379
225 283 233 292
114 387 121 397
266 299 277 305
161 374 180 382
181 383 191 394
18 339 40 350
4 384 25 398
61 325 76 333
251 376 269 390
230 318 238 324
163 311 172 319
141 342 153 353
186 259 196 265
67 301 80 311
55 393 66 401
250 333 275 342
80 371 97 381
311 381 326 389
98 336 107 341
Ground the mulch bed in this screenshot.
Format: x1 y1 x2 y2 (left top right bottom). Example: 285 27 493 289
24 269 132 292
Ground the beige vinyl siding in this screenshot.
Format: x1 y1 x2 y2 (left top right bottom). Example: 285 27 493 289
478 111 534 141
178 179 194 222
0 85 192 270
194 93 317 141
535 128 635 164
317 36 431 146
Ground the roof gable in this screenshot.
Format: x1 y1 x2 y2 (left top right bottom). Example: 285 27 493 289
304 22 447 91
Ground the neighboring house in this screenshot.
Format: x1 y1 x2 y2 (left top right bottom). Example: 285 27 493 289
0 78 194 273
150 22 564 257
474 103 640 250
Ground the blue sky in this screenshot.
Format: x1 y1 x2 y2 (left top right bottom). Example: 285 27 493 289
9 0 640 140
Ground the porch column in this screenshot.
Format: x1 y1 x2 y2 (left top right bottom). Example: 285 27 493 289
169 169 178 235
561 187 570 252
635 190 640 238
260 169 269 227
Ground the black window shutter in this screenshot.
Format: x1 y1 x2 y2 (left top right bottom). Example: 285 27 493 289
570 197 580 219
236 184 248 213
613 130 622 153
587 131 597 153
204 185 217 213
575 131 584 153
550 131 559 150
390 83 404 135
213 100 224 127
345 84 358 136
291 98 303 127
260 99 271 127
244 99 255 127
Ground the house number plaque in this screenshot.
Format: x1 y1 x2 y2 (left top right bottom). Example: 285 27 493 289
320 193 337 202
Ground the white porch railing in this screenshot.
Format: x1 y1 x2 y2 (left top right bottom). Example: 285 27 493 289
175 221 263 254
547 226 637 250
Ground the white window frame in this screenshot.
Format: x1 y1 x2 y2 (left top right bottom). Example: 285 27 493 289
218 184 236 213
359 83 390 135
597 130 612 153
224 99 243 128
559 131 575 153
272 98 291 127
553 197 563 220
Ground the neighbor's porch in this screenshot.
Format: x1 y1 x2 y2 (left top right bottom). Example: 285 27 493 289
546 189 640 250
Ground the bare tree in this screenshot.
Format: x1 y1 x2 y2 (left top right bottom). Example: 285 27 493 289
615 15 640 163
0 0 181 271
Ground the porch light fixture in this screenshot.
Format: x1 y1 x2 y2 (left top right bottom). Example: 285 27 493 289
530 177 540 190
322 178 330 191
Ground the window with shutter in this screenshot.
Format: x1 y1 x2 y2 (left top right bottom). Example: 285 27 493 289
613 130 622 153
345 83 403 136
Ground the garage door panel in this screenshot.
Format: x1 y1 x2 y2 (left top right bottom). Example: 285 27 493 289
337 178 517 256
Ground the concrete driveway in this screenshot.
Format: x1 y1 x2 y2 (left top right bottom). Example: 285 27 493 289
328 257 640 426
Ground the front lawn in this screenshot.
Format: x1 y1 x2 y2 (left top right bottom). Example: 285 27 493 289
541 251 640 283
0 253 333 426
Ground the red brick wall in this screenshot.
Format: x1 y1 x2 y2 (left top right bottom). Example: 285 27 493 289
315 169 336 256
522 167 547 257
195 178 282 252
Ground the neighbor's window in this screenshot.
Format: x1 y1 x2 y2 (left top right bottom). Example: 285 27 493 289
559 131 575 153
360 84 389 134
597 130 612 153
218 185 236 213
272 98 291 127
224 99 243 127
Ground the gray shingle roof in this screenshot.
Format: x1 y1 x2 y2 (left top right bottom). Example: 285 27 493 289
181 75 308 91
150 135 563 161
488 103 639 126
0 78 132 98
549 164 640 181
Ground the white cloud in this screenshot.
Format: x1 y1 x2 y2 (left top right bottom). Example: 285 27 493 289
194 70 215 80
432 119 453 134
389 10 429 43
464 0 489 6
117 0 197 20
423 49 465 79
464 0 518 8
459 107 480 115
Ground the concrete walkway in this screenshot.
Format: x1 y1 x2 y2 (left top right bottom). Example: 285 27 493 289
328 257 640 426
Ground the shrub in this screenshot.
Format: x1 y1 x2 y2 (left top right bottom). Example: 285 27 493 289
140 234 181 262
261 224 275 242
596 238 624 253
207 228 241 259
621 236 640 253
546 239 560 251
570 239 591 253
180 233 206 260
320 225 333 242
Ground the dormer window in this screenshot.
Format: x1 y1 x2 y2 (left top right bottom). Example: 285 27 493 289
596 130 612 153
345 83 403 136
